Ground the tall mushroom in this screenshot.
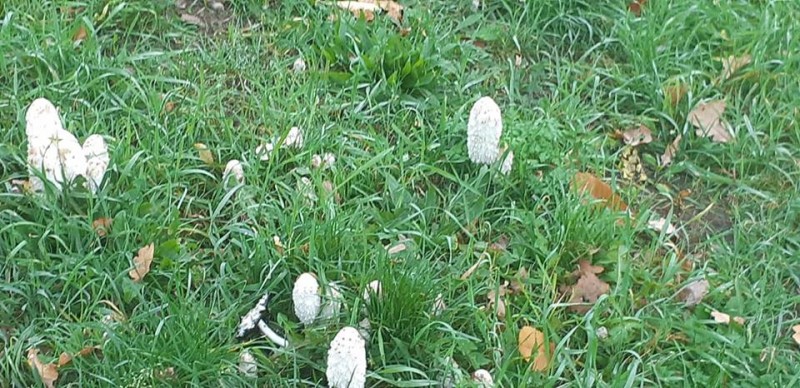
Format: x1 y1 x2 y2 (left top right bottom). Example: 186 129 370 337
236 293 288 347
467 96 503 165
326 326 367 388
293 273 321 326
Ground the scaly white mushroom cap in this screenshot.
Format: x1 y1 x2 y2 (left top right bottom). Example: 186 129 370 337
25 98 87 191
223 159 245 185
326 326 367 388
293 273 321 326
238 349 257 378
319 282 343 321
237 293 271 338
467 97 502 165
82 134 109 192
471 369 494 387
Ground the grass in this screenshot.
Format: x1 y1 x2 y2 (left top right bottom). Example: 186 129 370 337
1 0 799 386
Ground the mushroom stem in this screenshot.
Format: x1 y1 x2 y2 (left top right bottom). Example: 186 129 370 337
257 320 289 347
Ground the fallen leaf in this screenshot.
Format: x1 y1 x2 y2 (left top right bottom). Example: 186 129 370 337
792 325 800 346
647 218 676 235
509 267 528 295
733 316 746 325
711 310 731 324
73 24 88 43
129 243 155 282
678 279 708 307
571 172 628 212
386 243 406 255
720 54 752 81
518 326 554 372
164 101 176 113
619 146 647 183
689 100 732 143
180 13 206 28
487 284 508 320
622 124 653 146
487 234 509 254
565 260 610 314
660 134 682 167
92 217 112 237
664 83 688 107
273 235 285 255
460 257 485 280
332 1 404 24
194 143 215 165
155 366 177 379
27 348 58 388
628 0 647 16
56 345 101 368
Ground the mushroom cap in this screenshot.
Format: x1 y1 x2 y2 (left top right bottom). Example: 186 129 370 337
236 293 270 339
26 98 86 191
238 349 257 378
283 126 304 149
223 159 245 185
362 280 382 304
82 134 109 192
471 369 494 387
326 326 367 388
467 97 502 165
292 273 321 326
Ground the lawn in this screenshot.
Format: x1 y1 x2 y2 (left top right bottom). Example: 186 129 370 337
1 0 799 386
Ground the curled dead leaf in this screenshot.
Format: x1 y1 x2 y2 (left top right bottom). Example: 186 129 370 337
678 278 708 307
565 260 610 314
518 326 554 372
628 0 647 16
571 172 628 212
689 100 732 143
660 134 682 167
273 235 285 255
720 54 752 81
194 143 215 165
664 83 688 107
92 217 112 237
27 348 58 388
129 243 155 282
509 267 528 295
622 124 653 146
73 24 88 44
792 325 800 346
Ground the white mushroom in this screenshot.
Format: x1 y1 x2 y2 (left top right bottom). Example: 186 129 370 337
256 143 274 161
326 326 367 388
26 98 87 191
362 280 382 304
292 273 321 326
82 134 109 192
236 293 288 347
319 282 343 321
467 97 502 165
471 369 494 387
292 57 307 72
431 293 446 317
238 349 257 378
283 126 304 149
223 159 245 185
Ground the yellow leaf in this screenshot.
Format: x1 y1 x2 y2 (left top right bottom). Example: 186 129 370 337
129 243 155 282
518 326 553 372
194 143 215 165
571 172 628 212
27 348 58 388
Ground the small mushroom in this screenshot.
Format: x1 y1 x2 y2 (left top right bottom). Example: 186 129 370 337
256 143 274 161
223 159 245 185
82 134 109 192
471 369 494 387
466 96 502 165
292 57 307 72
362 280 382 304
293 273 321 326
26 98 87 191
238 349 257 378
283 126 304 149
236 293 288 347
326 327 367 388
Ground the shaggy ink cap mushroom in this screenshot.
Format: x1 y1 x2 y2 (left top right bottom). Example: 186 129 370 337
467 96 503 165
326 326 367 388
236 293 288 347
293 273 321 326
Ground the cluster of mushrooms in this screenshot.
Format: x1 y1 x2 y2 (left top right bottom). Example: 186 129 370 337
22 95 510 387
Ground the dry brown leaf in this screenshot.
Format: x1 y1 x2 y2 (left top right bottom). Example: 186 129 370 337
487 234 509 254
27 348 58 388
332 1 403 24
58 352 72 367
518 326 553 372
571 172 628 212
194 143 215 165
386 243 406 255
664 83 688 107
180 13 206 27
647 218 676 235
92 218 112 237
628 0 647 16
273 235 285 255
566 260 610 314
711 310 731 324
73 25 88 43
660 134 682 167
792 325 800 346
721 54 752 81
689 100 732 143
678 278 708 307
460 258 485 280
622 124 653 146
733 316 746 325
509 267 528 295
164 101 176 113
375 0 404 24
129 243 155 282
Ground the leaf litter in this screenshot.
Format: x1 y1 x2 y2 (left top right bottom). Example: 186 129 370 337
129 243 155 282
689 100 732 143
518 326 554 372
563 260 610 314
